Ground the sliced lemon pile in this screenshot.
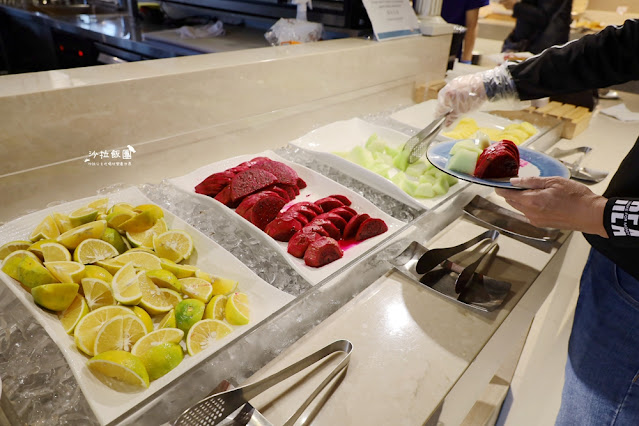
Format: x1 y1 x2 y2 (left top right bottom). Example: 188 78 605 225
68 206 99 228
146 269 181 293
160 258 197 279
153 230 194 263
211 276 238 296
187 319 233 356
158 309 176 329
132 306 154 333
83 265 113 283
87 350 149 390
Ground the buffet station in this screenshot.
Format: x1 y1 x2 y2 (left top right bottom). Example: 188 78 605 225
0 31 637 426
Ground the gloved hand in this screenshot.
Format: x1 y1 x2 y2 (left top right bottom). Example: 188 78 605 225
436 64 520 126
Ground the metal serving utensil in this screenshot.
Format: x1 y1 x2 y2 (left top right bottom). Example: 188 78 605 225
173 340 353 426
454 240 499 293
415 229 499 274
548 146 608 183
400 111 450 164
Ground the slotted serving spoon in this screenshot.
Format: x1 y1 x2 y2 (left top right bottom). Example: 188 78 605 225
173 339 353 426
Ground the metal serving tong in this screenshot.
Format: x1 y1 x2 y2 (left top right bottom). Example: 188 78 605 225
548 146 608 183
400 111 450 164
415 229 499 275
173 340 353 426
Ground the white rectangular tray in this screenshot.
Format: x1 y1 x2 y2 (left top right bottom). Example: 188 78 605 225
0 187 294 425
169 150 405 285
289 118 467 211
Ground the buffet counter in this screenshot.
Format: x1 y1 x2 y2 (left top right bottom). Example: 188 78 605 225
1 34 638 425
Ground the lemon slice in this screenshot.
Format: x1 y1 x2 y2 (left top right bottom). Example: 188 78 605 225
94 314 147 354
211 276 238 296
138 273 181 315
160 258 197 279
101 228 127 254
107 202 134 215
204 295 227 320
29 216 60 242
158 309 176 329
112 262 142 305
73 238 119 264
132 306 154 333
84 265 113 283
106 206 137 231
44 261 85 284
81 278 115 310
87 198 109 214
95 259 124 275
225 293 249 325
141 342 184 381
194 269 213 282
68 206 99 228
31 283 79 311
179 277 213 303
52 213 73 234
2 252 58 288
41 242 72 262
0 240 32 261
153 230 194 263
87 350 149 390
74 306 133 356
59 294 89 334
146 269 181 292
114 251 161 271
126 218 168 249
57 220 107 250
27 239 56 260
119 206 164 233
186 319 233 356
131 327 184 358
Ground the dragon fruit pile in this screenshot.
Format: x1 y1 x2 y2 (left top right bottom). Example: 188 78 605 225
195 157 388 268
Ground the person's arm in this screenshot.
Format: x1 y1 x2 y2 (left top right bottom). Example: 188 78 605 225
462 8 480 62
510 19 639 99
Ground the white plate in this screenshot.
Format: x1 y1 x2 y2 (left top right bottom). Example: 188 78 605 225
390 99 518 137
169 151 404 285
289 118 467 211
0 187 293 425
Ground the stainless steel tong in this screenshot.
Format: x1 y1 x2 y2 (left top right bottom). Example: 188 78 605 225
400 111 450 164
415 229 499 275
173 340 353 426
548 146 608 183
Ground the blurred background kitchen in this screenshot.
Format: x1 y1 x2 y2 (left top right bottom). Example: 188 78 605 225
1 0 638 74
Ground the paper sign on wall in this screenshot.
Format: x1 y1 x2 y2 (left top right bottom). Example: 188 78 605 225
361 0 421 41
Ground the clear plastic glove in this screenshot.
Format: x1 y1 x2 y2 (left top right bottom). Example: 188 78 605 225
436 64 520 126
495 176 608 237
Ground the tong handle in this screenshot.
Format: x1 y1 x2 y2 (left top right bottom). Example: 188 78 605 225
415 229 499 274
454 240 499 294
242 340 353 424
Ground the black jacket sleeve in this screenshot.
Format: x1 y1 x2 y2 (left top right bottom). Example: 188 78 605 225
508 19 639 100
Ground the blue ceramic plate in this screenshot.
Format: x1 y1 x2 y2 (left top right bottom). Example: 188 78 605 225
427 140 570 189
